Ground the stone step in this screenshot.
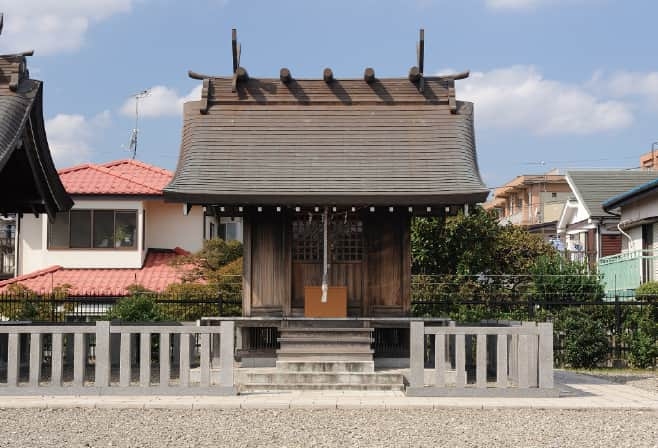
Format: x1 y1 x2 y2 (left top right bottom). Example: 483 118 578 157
277 336 373 343
277 346 374 355
280 327 374 332
277 342 372 352
239 371 404 385
239 382 405 392
276 353 375 362
276 361 374 373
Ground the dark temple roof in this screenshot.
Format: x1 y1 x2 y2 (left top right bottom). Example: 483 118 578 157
164 75 488 206
0 52 72 217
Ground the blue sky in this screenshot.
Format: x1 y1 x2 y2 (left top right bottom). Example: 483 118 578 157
2 0 658 191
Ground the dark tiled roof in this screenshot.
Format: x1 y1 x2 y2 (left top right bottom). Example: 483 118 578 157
603 176 658 211
0 53 72 217
164 76 488 206
566 170 658 218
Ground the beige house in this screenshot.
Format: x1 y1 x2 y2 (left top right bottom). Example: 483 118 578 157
483 171 572 238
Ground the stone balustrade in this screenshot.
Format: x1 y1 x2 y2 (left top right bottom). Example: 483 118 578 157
0 321 235 395
407 321 556 396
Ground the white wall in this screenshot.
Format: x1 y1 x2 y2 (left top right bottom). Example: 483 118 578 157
620 195 658 225
19 199 144 273
144 201 204 253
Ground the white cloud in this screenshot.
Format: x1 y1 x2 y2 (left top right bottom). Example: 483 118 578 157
457 65 633 135
485 0 602 10
486 0 544 9
46 110 112 167
119 85 202 118
0 1 135 55
587 70 658 102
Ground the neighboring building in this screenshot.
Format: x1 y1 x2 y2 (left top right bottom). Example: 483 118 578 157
557 170 658 268
3 160 206 294
483 171 572 239
639 150 658 171
599 177 658 293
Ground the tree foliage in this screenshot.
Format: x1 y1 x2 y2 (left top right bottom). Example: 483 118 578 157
530 253 604 302
105 294 166 322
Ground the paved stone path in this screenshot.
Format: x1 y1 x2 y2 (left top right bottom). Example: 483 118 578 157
0 370 656 410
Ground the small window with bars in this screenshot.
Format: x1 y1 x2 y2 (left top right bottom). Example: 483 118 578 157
292 218 364 263
292 219 323 262
331 220 363 262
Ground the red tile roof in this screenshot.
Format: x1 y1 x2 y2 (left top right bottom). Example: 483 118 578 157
58 159 173 195
0 249 191 296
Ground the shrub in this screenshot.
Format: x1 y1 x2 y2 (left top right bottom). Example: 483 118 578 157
105 294 166 322
556 308 609 368
624 307 658 368
634 281 658 300
529 254 604 302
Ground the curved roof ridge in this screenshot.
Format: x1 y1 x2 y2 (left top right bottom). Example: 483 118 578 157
101 159 173 177
0 265 62 288
57 163 94 175
90 164 162 193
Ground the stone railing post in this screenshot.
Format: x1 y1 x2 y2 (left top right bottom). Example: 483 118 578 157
409 321 424 388
95 321 111 388
538 322 554 389
219 321 235 389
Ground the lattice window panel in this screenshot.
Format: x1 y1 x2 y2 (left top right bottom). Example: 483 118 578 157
292 219 322 262
331 220 363 262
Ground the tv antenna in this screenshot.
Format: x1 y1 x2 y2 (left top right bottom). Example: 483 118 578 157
125 89 151 159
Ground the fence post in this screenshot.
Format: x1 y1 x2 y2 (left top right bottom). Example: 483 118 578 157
29 333 42 388
52 332 63 387
140 331 151 387
538 322 554 389
7 332 19 387
95 321 111 388
217 289 224 317
219 321 235 389
527 297 535 319
614 294 622 362
409 321 424 388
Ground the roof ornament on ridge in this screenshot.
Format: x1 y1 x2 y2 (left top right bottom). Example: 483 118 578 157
0 13 35 92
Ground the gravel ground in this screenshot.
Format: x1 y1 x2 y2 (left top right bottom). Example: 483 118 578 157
573 369 657 394
0 408 656 448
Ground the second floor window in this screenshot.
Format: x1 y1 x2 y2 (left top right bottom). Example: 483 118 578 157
49 210 138 249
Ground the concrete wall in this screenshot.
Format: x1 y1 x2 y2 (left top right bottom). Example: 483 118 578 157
144 201 204 253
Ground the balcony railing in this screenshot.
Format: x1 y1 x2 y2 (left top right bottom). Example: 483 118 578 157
599 250 658 293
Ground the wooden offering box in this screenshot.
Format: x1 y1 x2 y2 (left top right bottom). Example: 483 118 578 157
304 286 348 318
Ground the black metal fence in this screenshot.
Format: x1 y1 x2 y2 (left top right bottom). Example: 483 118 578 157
411 297 657 367
0 292 241 322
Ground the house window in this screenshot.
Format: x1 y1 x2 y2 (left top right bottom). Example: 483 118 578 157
48 210 137 249
219 220 241 242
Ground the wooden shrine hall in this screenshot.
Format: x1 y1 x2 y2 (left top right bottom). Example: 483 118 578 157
164 30 488 320
0 14 72 219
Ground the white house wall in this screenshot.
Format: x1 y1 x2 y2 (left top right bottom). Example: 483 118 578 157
18 214 45 275
620 195 658 226
144 201 204 253
18 199 145 273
